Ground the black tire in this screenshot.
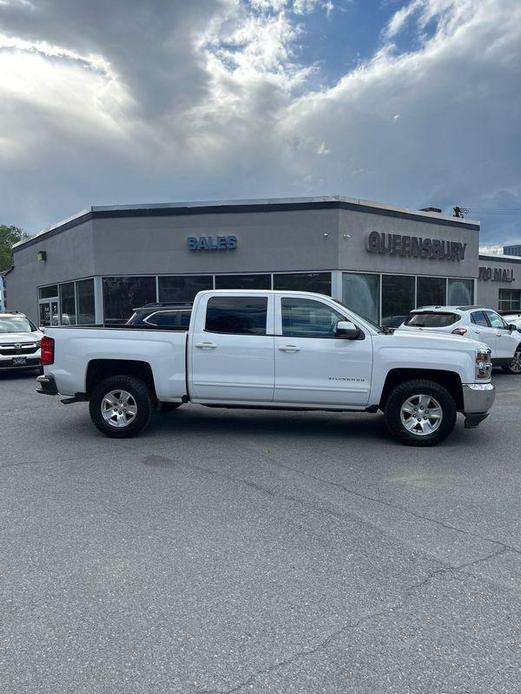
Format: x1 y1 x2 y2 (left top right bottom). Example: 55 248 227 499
502 346 521 375
89 375 153 438
158 402 183 412
384 379 457 447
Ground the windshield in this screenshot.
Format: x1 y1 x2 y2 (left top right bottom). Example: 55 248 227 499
0 316 36 334
405 312 459 328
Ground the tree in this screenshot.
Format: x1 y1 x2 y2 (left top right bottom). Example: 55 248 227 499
0 225 28 272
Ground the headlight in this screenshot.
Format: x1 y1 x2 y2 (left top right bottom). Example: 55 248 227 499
475 348 492 379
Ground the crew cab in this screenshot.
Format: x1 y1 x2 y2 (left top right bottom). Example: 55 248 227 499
396 305 521 374
36 290 496 446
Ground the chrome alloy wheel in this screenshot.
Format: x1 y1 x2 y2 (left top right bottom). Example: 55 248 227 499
400 393 443 436
101 389 137 428
509 350 521 374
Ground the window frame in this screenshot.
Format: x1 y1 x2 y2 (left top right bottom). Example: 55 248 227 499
157 274 214 303
381 274 416 324
102 275 158 325
273 272 332 296
499 288 521 313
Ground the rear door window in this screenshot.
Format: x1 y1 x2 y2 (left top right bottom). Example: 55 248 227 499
205 296 268 335
405 312 459 327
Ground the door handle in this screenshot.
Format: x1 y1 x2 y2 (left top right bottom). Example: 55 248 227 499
496 332 502 337
195 341 217 349
278 345 300 353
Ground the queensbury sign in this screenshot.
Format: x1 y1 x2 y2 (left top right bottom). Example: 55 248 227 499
366 231 466 262
187 235 237 251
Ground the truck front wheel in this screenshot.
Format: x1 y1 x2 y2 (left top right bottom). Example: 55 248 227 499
89 375 153 438
384 380 457 446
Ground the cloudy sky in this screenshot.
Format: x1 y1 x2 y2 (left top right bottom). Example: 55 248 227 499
0 0 520 243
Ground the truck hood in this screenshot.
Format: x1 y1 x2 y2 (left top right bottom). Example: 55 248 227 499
0 331 43 344
381 329 487 353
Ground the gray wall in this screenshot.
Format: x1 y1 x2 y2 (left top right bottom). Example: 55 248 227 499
477 256 521 309
6 220 95 322
92 209 340 276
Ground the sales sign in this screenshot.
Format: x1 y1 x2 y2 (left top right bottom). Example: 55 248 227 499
187 235 237 251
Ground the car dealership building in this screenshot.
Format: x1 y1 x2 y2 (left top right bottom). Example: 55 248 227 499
6 196 521 327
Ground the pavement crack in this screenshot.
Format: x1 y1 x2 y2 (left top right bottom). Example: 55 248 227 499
257 458 521 558
196 546 510 694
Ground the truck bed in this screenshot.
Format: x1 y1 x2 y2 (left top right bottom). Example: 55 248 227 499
43 326 188 401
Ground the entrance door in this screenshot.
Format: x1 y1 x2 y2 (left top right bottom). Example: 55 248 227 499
190 294 275 403
39 300 59 327
274 296 373 406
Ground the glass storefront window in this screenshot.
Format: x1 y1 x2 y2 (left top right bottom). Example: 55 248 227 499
342 273 380 325
77 279 95 324
447 278 474 306
103 276 157 325
417 277 446 308
59 282 77 325
215 274 271 290
273 272 331 295
39 285 58 299
158 276 213 303
499 289 521 312
382 275 415 323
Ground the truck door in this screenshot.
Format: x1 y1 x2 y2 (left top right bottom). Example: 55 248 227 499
273 296 372 406
190 294 275 402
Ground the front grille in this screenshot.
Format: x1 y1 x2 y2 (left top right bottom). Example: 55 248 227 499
0 343 39 356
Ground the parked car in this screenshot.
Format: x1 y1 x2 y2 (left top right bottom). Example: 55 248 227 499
126 303 192 329
37 290 495 446
396 305 521 374
0 311 43 372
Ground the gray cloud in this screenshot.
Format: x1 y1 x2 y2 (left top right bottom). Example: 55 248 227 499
0 0 520 243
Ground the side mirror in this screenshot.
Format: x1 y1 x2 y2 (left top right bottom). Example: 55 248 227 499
336 320 360 339
509 324 518 332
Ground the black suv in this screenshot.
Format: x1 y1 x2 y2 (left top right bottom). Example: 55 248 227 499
126 303 192 329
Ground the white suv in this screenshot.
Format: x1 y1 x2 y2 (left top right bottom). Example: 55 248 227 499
0 312 43 372
397 305 521 374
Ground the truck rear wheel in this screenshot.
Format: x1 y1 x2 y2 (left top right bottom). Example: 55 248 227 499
89 375 153 438
384 379 457 446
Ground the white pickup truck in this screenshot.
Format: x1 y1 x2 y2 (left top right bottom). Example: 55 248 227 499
37 290 496 446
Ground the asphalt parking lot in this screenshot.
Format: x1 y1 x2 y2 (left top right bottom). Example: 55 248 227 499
1 371 521 694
